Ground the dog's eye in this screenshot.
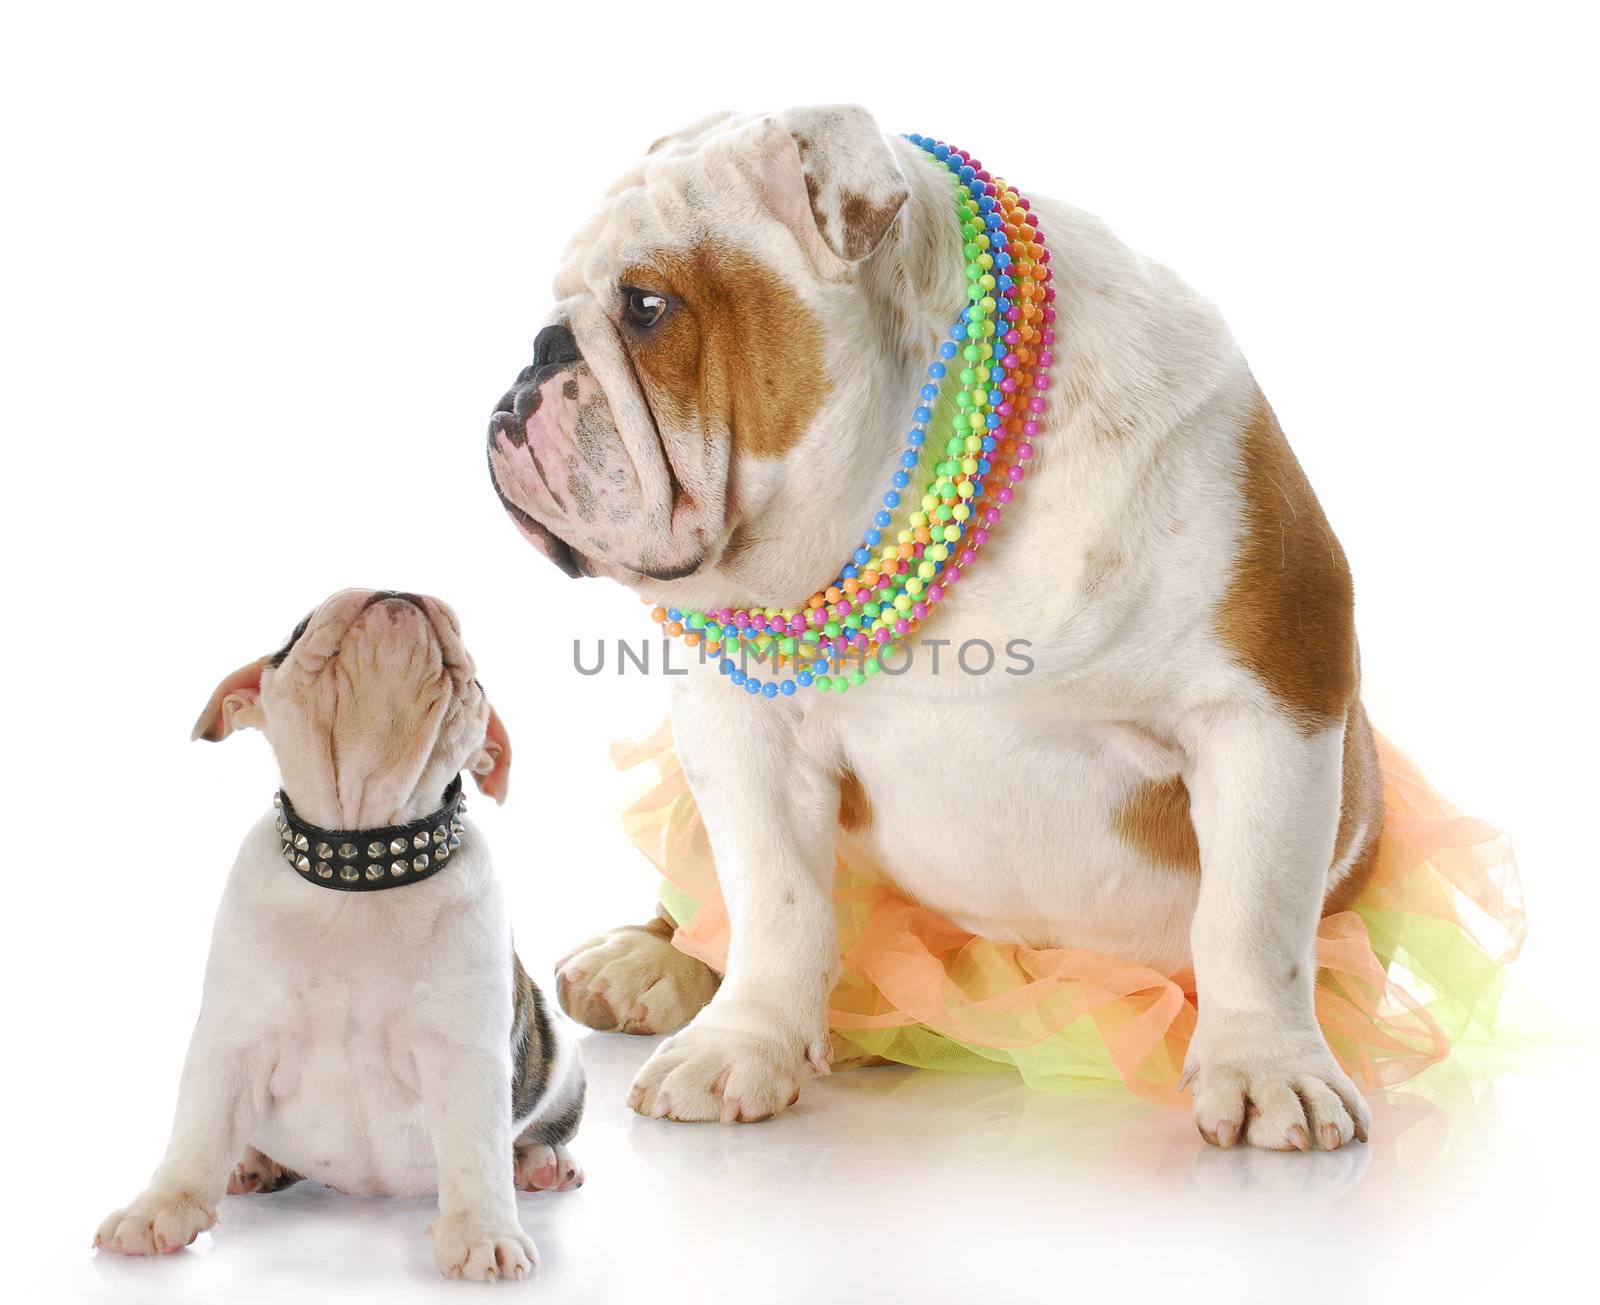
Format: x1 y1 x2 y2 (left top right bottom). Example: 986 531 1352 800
623 288 668 328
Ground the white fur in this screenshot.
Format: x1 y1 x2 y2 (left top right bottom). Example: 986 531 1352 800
95 809 576 1276
506 109 1372 1149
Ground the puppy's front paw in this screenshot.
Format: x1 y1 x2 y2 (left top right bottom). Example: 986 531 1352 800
555 919 718 1035
627 1006 824 1123
94 1187 217 1256
429 1210 538 1282
1185 1028 1371 1151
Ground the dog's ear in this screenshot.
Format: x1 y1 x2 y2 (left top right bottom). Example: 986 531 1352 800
763 104 909 272
191 656 269 742
468 705 512 805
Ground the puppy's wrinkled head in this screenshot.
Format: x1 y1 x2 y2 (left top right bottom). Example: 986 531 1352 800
192 589 511 828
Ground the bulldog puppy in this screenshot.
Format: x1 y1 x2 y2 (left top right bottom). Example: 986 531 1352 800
488 106 1377 1151
95 589 584 1280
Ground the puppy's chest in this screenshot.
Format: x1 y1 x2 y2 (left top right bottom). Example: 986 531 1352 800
252 950 438 1196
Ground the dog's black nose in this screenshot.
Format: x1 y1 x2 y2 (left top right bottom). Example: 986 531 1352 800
366 590 423 610
532 322 581 370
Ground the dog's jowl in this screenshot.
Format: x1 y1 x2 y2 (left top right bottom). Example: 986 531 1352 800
489 105 1374 1151
94 590 584 1279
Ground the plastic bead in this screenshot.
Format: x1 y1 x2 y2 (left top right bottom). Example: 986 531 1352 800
647 132 1053 701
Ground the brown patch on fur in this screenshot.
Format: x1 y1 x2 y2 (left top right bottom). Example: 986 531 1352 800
839 190 905 261
1216 394 1357 733
1114 776 1201 872
1323 704 1385 913
619 244 828 459
805 172 829 241
837 766 873 832
1112 709 1385 912
510 953 553 1123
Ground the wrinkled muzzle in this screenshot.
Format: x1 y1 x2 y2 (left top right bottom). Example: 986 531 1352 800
486 322 725 584
488 353 627 578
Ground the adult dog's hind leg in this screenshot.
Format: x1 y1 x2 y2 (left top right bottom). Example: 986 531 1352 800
555 911 719 1035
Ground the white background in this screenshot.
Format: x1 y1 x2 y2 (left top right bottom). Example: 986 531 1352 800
3 3 1597 1302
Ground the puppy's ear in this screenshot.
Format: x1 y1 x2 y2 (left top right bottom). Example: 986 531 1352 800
191 657 269 742
765 104 909 271
468 705 512 805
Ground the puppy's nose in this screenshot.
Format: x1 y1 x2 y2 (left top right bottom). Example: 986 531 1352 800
532 322 581 370
365 590 424 611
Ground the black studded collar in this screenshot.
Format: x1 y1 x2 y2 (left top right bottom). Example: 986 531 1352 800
274 775 466 891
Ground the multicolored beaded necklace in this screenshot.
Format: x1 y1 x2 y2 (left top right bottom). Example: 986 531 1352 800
646 134 1056 699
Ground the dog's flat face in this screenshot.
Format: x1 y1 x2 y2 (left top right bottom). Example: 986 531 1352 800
486 107 918 602
193 589 510 827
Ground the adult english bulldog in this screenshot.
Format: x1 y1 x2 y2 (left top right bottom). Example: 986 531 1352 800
487 106 1378 1151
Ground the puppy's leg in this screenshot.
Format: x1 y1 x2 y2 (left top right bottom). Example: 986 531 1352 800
95 1022 272 1255
226 1144 302 1195
1181 706 1371 1152
513 1063 585 1192
627 685 837 1124
414 1031 537 1280
510 954 585 1192
555 910 719 1034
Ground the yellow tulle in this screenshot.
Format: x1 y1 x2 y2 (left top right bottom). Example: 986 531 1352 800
616 718 1524 1102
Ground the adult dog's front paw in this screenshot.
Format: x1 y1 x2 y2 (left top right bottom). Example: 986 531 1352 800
1185 1026 1371 1152
429 1210 538 1281
627 1008 826 1123
555 919 719 1035
94 1187 217 1255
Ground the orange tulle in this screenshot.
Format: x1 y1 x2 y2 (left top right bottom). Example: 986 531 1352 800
615 719 1524 1105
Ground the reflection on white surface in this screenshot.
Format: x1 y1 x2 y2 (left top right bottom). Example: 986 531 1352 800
70 1031 1592 1305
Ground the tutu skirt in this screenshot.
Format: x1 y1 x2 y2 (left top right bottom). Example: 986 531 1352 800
615 720 1524 1104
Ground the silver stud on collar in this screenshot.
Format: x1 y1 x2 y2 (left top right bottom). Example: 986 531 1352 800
277 776 463 891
